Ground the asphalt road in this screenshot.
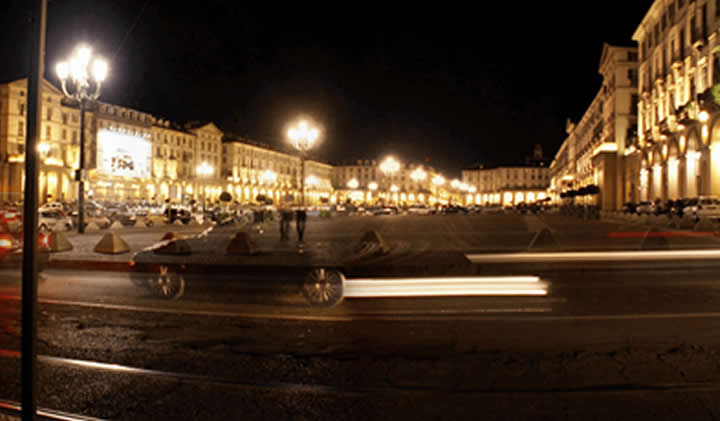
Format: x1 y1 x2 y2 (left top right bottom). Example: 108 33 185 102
4 213 720 420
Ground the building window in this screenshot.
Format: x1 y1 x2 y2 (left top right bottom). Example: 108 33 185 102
62 128 67 140
18 102 24 116
45 125 51 139
72 131 77 144
46 108 52 120
18 120 23 136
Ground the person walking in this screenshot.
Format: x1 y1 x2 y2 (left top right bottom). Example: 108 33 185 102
295 207 307 247
279 202 293 241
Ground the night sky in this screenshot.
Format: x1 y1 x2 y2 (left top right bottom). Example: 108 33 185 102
1 0 652 175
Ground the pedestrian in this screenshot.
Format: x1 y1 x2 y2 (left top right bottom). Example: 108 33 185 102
295 207 307 245
279 203 293 240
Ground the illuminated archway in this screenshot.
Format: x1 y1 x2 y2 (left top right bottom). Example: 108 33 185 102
686 130 701 197
709 119 720 196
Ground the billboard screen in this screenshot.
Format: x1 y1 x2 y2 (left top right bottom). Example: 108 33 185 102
96 129 152 179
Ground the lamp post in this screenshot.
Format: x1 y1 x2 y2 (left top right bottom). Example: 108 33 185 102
410 167 427 203
196 162 213 215
287 120 320 207
56 44 108 234
380 156 401 204
432 175 445 204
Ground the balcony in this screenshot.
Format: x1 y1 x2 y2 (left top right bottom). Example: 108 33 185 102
692 28 705 50
699 86 720 111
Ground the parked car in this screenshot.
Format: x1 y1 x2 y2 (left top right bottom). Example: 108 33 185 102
681 198 700 219
372 206 395 216
636 201 655 215
441 205 468 214
107 204 138 226
668 199 688 218
38 210 73 232
694 196 720 221
621 202 637 214
482 205 504 214
39 202 64 213
407 204 433 215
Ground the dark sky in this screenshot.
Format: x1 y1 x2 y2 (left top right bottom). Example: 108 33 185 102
1 0 652 175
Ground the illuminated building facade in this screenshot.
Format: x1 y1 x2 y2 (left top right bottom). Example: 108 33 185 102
0 78 83 203
332 160 450 205
221 136 333 206
462 163 550 206
632 0 720 203
549 43 639 210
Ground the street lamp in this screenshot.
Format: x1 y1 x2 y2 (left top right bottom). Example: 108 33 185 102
196 161 213 215
56 44 108 233
347 178 359 189
261 169 277 185
380 156 401 204
368 181 378 191
287 119 320 207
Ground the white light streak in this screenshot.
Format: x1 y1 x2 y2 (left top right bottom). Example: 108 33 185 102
466 249 720 263
344 276 548 298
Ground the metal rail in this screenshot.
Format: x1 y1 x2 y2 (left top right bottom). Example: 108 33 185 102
0 399 105 421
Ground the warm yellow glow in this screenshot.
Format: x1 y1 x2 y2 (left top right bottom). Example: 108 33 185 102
515 192 524 203
504 192 513 204
196 162 213 176
699 110 710 123
400 193 407 201
56 62 69 80
261 169 277 184
380 156 401 175
347 178 359 189
368 182 378 191
702 124 709 142
390 185 399 192
468 185 477 193
680 136 686 152
418 193 424 202
592 143 618 156
92 58 108 82
432 175 445 186
538 192 547 200
44 158 63 166
451 179 461 189
561 175 574 181
527 192 536 202
305 175 319 186
408 193 415 201
410 167 427 182
37 143 50 154
287 119 320 151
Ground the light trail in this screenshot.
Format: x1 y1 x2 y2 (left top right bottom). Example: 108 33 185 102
344 276 548 297
466 249 720 263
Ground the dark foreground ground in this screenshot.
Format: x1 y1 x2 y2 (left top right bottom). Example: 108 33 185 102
3 213 720 420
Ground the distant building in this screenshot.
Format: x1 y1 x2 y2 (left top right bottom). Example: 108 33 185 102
462 147 550 206
549 43 639 210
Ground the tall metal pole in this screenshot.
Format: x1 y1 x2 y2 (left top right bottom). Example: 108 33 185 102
22 1 46 419
300 155 306 207
77 100 86 233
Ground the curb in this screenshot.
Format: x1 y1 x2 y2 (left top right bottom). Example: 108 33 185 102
48 259 132 272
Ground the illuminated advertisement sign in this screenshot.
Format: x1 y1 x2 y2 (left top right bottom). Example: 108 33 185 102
96 129 151 179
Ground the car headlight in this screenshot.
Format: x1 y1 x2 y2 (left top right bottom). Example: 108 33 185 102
0 238 13 248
